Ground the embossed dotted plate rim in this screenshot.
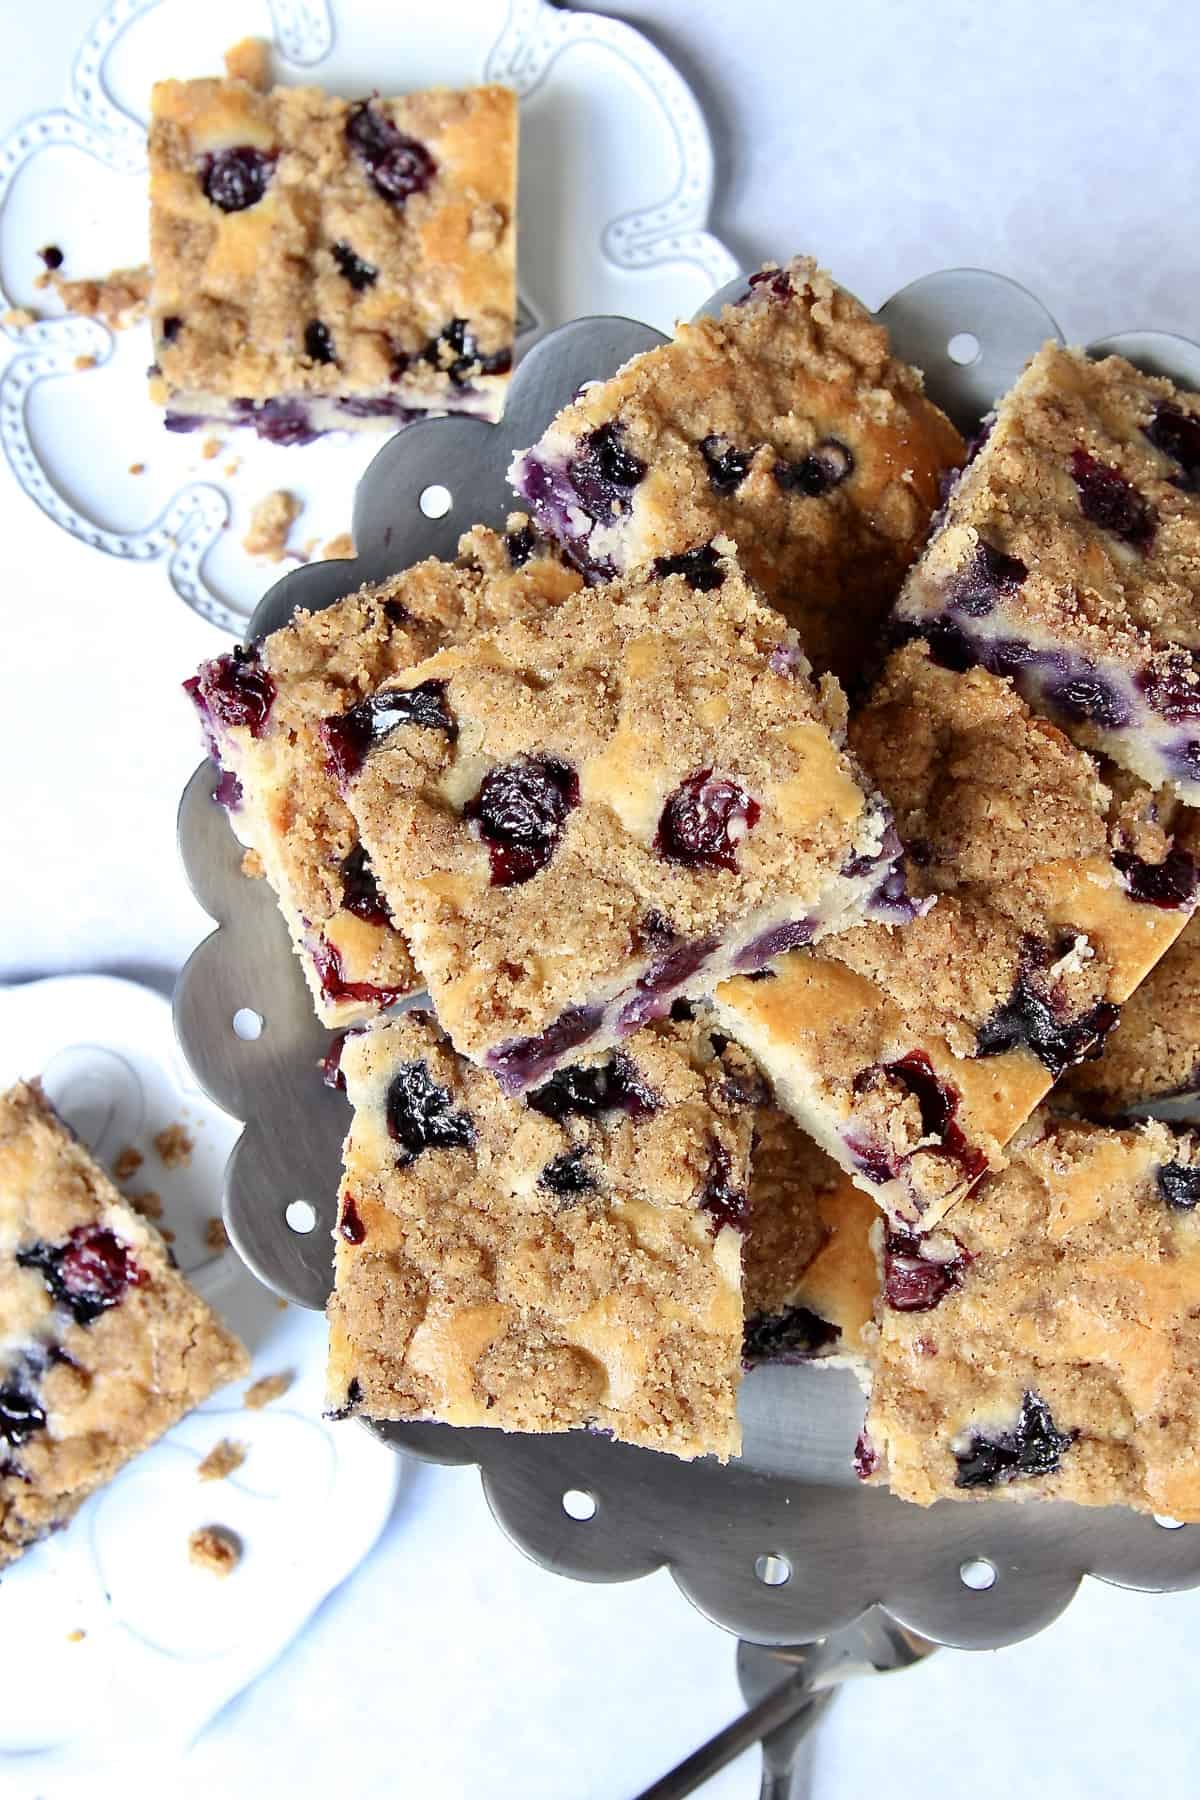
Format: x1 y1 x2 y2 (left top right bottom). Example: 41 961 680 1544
0 0 736 635
175 270 1200 1649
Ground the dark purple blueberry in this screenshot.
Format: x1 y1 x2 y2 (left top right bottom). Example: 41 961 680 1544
746 266 793 302
948 541 1028 617
773 438 854 498
322 680 456 785
953 1390 1076 1489
1070 448 1156 550
863 1050 987 1185
539 1147 597 1199
1169 737 1200 784
161 315 182 343
618 935 719 1036
18 1227 146 1327
505 523 536 567
915 614 978 674
975 940 1119 1077
566 423 647 522
699 434 754 495
699 1141 748 1234
845 1136 897 1186
635 909 677 950
214 767 243 810
188 646 275 739
1145 404 1200 492
0 1380 46 1449
385 1060 475 1164
527 1053 657 1122
1114 847 1198 909
304 320 336 365
422 318 487 387
669 997 697 1021
1156 1161 1200 1210
382 598 410 626
465 756 579 887
1044 670 1129 730
883 1228 970 1312
332 240 378 291
854 1431 879 1479
346 101 437 207
339 843 392 925
252 397 320 446
310 938 409 1009
38 244 63 271
1137 655 1200 722
742 1306 839 1366
653 542 725 591
487 1005 603 1093
656 770 760 871
327 1374 365 1420
201 146 276 212
732 918 815 971
339 1194 366 1243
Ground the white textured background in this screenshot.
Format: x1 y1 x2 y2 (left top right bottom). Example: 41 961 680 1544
2 1 1199 1796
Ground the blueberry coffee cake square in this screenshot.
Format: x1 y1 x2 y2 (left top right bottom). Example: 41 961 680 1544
510 255 964 680
863 1110 1200 1519
326 1014 756 1460
894 342 1200 800
186 520 579 1027
336 541 912 1090
148 73 516 440
0 1082 247 1566
715 640 1197 1228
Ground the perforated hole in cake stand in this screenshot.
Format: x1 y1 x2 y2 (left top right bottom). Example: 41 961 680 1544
175 272 1200 1652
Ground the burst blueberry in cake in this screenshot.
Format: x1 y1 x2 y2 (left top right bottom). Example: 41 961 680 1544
509 255 964 681
894 342 1200 801
714 641 1197 1228
741 1105 878 1372
186 520 579 1027
0 1082 247 1566
864 1111 1200 1517
335 540 913 1089
326 1014 756 1460
148 73 516 439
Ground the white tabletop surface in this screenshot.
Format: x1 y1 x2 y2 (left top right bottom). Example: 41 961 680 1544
2 2 1199 1796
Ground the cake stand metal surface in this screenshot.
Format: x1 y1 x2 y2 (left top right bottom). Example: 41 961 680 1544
175 272 1200 1717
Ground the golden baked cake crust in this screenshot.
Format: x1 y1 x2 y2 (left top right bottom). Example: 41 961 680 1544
865 1111 1200 1519
895 342 1200 800
0 1083 247 1566
715 641 1196 1227
511 255 964 681
149 77 516 437
327 1015 755 1461
186 521 580 1027
337 542 912 1087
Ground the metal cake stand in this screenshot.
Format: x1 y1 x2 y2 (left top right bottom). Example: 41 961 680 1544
175 271 1200 1791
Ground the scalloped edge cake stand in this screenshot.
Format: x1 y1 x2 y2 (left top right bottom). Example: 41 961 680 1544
175 272 1200 1666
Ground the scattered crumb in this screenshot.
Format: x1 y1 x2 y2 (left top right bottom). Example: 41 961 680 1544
244 1370 294 1410
160 1226 176 1244
34 271 51 291
197 1438 247 1482
201 435 224 460
3 306 37 329
128 461 146 476
66 1629 86 1644
73 354 97 372
129 1190 163 1221
224 456 242 477
276 1297 288 1311
322 532 355 561
51 264 150 330
243 489 302 561
205 1216 230 1252
188 1524 242 1578
224 36 271 88
154 1123 194 1168
241 847 266 879
113 1145 144 1181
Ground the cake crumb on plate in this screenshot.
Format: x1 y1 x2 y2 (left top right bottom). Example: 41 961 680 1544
322 532 355 560
188 1524 242 1577
128 1189 163 1220
244 1370 294 1410
196 1438 247 1482
154 1123 194 1168
205 1216 229 1251
112 1145 143 1180
52 264 150 330
242 490 301 561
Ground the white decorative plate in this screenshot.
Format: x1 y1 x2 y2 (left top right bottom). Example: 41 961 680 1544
0 974 399 1783
0 0 736 633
